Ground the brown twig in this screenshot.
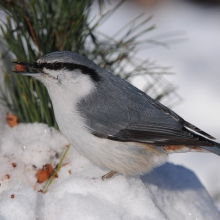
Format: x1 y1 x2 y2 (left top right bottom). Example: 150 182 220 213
24 15 39 49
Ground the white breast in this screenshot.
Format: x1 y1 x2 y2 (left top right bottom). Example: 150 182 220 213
44 76 167 175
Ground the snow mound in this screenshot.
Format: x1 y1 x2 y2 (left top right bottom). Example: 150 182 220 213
0 123 219 220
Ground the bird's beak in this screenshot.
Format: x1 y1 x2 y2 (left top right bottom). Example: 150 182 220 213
13 62 43 77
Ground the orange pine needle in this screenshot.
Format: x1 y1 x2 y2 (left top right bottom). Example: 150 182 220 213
36 164 53 183
6 112 18 127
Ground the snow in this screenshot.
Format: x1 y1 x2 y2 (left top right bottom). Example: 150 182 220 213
0 121 219 220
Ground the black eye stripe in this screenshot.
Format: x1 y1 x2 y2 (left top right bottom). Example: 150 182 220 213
53 63 62 70
37 62 101 82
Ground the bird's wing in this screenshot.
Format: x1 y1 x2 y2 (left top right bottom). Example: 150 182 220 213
77 71 214 146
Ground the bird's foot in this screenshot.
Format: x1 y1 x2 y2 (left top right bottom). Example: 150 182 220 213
102 171 117 180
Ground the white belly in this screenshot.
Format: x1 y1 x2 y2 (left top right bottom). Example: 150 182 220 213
48 86 167 175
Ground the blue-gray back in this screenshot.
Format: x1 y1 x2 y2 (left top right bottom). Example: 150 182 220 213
77 66 215 146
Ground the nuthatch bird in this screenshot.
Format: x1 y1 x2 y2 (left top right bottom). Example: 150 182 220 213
14 51 220 178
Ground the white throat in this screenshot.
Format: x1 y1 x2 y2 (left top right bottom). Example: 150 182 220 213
42 72 96 144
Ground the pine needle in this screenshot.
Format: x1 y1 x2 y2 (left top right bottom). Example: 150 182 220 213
0 0 182 124
42 144 70 193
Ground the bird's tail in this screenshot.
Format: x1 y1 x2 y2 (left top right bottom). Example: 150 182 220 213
201 142 220 156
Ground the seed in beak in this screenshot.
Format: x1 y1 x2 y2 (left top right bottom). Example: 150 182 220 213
15 64 25 72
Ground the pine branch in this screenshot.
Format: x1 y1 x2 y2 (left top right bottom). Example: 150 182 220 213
0 0 182 125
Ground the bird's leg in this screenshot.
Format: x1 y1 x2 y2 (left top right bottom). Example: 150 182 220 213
102 171 117 180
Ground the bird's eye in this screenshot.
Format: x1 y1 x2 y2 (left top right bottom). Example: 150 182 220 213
53 63 62 70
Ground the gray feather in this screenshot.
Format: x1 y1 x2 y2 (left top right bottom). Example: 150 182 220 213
77 66 214 146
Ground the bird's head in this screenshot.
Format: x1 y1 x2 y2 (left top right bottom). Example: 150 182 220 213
14 51 101 87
